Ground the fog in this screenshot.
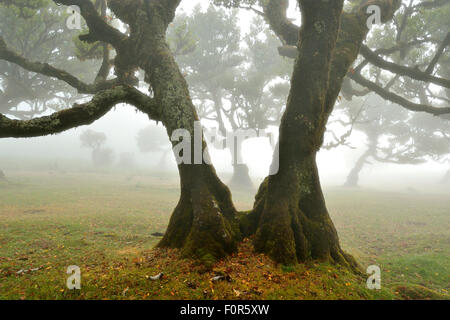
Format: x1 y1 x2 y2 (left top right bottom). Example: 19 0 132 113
0 0 449 195
1 105 447 194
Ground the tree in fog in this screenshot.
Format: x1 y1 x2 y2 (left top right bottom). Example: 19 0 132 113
0 1 97 118
1 0 449 266
136 124 173 170
338 96 450 187
216 0 450 265
0 0 99 178
170 7 290 190
80 129 115 167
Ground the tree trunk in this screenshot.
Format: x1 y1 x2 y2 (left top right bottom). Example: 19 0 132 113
128 2 241 262
243 1 360 268
228 138 253 191
159 163 241 263
344 148 373 187
229 163 253 191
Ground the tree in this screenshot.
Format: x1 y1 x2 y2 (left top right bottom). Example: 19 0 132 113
340 95 450 187
1 0 449 268
80 129 115 167
218 0 450 267
0 0 98 118
0 0 241 263
136 124 173 170
0 0 98 178
169 6 290 191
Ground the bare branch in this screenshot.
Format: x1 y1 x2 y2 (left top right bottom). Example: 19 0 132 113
425 31 450 74
360 45 450 88
0 36 120 94
349 72 450 116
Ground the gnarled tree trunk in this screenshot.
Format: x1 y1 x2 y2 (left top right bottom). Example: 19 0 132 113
250 0 354 266
113 1 242 262
240 1 382 269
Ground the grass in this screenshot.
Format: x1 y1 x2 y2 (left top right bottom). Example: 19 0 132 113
0 170 448 300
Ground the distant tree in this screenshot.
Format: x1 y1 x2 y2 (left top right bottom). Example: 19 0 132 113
336 96 450 187
170 6 291 190
80 129 115 167
2 0 449 266
136 124 172 169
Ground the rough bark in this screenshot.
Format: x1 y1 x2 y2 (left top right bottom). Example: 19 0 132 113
112 1 242 262
159 164 241 263
247 0 356 267
240 0 383 268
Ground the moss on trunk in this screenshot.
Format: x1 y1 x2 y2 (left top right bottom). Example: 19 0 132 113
245 155 358 270
238 1 363 270
159 164 241 264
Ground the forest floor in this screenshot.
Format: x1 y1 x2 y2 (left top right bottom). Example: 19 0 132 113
0 170 448 300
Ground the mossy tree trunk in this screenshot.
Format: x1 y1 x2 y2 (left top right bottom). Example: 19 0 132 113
107 1 241 261
242 1 386 268
250 0 351 266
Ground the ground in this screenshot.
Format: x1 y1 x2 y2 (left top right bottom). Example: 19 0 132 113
0 170 448 300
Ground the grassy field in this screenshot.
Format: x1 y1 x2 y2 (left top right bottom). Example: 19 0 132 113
0 170 448 300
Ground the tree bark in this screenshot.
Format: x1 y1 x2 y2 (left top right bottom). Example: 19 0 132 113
253 0 352 266
116 2 242 262
241 1 372 268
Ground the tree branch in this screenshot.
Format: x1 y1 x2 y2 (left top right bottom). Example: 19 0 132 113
349 72 450 116
263 0 299 46
0 86 161 138
53 0 127 47
0 36 120 94
360 45 450 88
